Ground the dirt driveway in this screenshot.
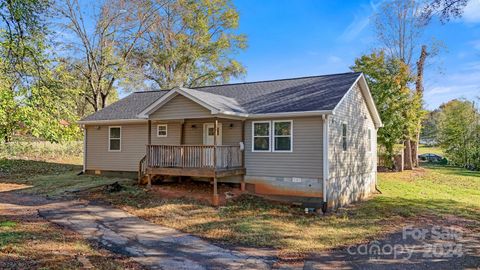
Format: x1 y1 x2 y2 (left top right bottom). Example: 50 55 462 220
1 184 479 270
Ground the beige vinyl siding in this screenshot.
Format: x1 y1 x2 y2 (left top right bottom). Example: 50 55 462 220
244 116 323 179
183 119 243 145
149 95 212 119
150 121 182 145
327 83 377 207
85 124 147 172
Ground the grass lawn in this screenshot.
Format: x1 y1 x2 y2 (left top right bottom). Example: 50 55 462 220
0 159 132 197
86 164 480 257
418 144 444 156
1 157 479 259
0 158 143 269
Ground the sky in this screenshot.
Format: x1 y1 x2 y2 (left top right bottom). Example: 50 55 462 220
230 0 480 110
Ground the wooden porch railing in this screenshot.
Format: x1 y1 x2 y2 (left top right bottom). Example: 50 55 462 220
146 145 243 169
138 155 147 182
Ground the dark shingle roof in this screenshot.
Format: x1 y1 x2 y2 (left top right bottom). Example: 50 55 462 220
81 72 361 121
193 72 361 113
81 90 169 121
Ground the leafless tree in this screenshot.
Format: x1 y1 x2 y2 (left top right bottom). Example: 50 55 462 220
56 0 158 111
422 0 469 24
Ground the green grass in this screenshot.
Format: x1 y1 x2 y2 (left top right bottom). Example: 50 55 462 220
0 159 134 197
89 163 480 257
418 144 444 156
1 157 479 257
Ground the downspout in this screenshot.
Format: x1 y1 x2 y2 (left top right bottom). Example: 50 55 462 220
322 115 329 212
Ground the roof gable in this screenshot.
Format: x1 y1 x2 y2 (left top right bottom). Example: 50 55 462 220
149 94 213 119
137 87 248 119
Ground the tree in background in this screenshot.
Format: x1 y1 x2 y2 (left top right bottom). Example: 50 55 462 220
374 0 432 169
420 109 440 145
352 51 414 168
129 0 247 89
0 0 83 143
55 0 156 111
437 99 480 169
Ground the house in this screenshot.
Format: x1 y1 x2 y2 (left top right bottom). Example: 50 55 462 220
79 72 382 210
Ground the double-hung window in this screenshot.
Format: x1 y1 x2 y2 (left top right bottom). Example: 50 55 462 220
252 120 293 152
342 123 347 151
252 121 270 151
157 124 167 137
273 121 292 152
109 126 121 151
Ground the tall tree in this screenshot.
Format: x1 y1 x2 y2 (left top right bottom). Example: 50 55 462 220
56 0 156 111
437 99 480 169
374 0 430 169
352 51 414 169
0 0 51 142
130 0 247 89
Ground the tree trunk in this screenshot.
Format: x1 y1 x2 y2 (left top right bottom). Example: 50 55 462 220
412 45 428 167
404 139 413 170
100 93 108 109
411 139 418 167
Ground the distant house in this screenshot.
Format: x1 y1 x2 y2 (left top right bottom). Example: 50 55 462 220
79 72 382 210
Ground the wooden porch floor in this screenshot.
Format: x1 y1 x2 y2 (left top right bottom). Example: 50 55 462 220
146 166 246 178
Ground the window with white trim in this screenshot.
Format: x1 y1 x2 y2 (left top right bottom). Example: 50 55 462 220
252 121 270 151
109 127 121 151
342 123 347 151
273 121 292 152
157 124 167 137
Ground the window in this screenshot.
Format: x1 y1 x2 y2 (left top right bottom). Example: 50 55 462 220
342 123 347 151
367 128 372 152
273 121 292 152
252 121 270 151
157 124 167 137
109 127 121 151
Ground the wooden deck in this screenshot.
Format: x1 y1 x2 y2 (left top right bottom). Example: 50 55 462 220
146 167 246 178
139 144 245 206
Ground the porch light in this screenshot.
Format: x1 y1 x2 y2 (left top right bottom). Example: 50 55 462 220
191 124 197 128
229 123 234 128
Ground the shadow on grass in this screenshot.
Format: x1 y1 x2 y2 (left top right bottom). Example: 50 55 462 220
422 163 480 178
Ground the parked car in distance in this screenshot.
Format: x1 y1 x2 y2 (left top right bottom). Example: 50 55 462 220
419 153 444 163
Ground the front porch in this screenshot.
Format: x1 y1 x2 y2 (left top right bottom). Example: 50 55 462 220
139 117 246 206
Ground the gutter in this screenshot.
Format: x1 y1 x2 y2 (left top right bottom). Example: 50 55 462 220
322 115 329 212
80 110 335 125
77 119 148 125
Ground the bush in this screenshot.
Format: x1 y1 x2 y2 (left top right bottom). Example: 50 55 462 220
0 140 82 161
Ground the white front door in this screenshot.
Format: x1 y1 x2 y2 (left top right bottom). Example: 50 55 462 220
203 123 222 145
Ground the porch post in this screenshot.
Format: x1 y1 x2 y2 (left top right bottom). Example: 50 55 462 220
146 174 152 188
147 120 152 145
180 120 185 145
240 120 246 191
213 118 219 206
214 117 218 168
212 176 219 206
214 118 218 146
